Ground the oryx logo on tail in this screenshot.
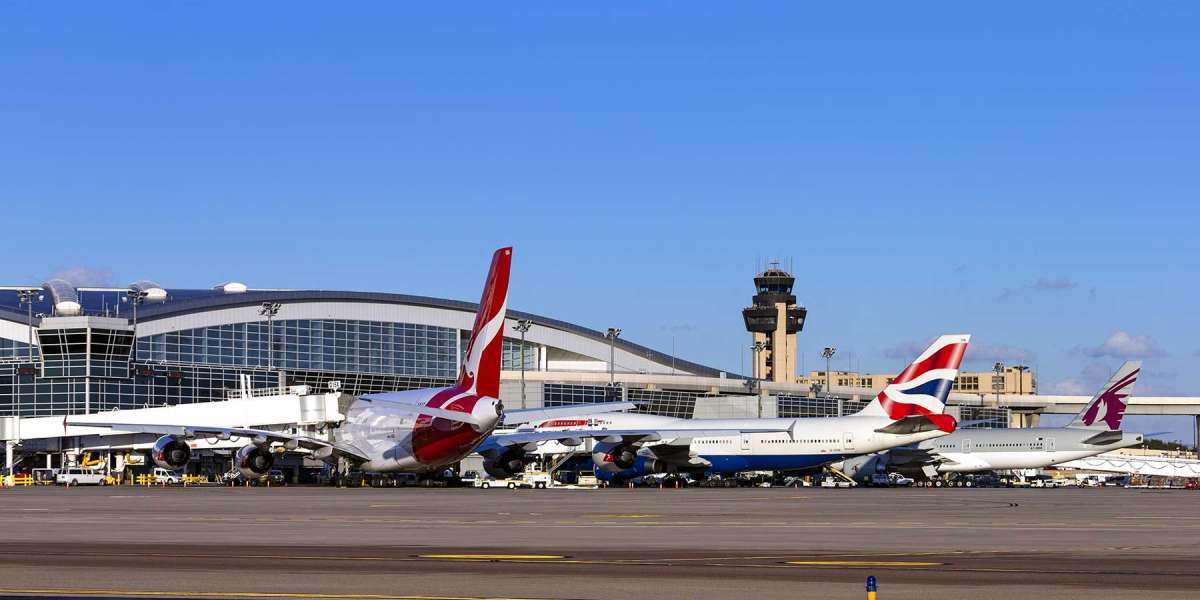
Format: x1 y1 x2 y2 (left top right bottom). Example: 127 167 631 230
1073 361 1140 431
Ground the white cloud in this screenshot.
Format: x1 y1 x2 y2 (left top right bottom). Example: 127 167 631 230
1049 378 1091 395
1031 277 1078 291
881 340 931 360
45 267 114 288
965 343 1035 364
1079 331 1167 359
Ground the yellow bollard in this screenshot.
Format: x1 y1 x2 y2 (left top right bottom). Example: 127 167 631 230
866 575 877 600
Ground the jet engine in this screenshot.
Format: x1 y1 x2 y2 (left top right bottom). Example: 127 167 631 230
482 448 528 478
834 453 890 484
151 435 192 470
236 444 275 479
592 442 638 472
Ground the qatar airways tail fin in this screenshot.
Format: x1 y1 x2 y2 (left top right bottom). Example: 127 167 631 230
457 247 512 398
1068 361 1140 431
855 334 970 434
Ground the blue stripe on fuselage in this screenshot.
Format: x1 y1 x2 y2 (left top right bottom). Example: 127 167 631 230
701 453 847 473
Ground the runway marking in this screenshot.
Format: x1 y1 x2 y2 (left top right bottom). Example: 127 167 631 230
0 588 550 600
585 514 660 518
785 560 943 568
418 554 565 560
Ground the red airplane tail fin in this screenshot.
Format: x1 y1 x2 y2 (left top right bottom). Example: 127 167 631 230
458 247 512 398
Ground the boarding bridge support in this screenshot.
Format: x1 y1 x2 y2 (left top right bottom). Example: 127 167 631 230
4 440 14 487
1009 411 1041 429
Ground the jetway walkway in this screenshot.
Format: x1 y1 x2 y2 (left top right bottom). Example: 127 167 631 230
1 384 349 485
1055 452 1200 478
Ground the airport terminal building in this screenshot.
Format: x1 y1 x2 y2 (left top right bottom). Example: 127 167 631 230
0 277 1013 427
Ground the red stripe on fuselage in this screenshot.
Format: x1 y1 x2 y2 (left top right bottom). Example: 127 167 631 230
412 385 490 466
890 343 967 385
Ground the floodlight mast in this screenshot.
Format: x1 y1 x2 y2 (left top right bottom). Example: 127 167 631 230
512 319 533 409
258 302 283 370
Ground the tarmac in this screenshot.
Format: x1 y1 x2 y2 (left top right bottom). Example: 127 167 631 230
0 485 1197 600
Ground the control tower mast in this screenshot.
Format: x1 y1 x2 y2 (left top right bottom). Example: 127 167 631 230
741 263 807 383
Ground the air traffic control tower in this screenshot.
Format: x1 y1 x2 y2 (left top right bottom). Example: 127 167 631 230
742 265 807 383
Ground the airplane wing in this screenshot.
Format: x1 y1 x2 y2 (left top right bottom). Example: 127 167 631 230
62 421 370 462
358 397 637 427
490 423 795 448
501 401 638 425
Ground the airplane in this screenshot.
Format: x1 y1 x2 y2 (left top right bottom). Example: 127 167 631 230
833 361 1145 484
66 247 634 478
478 334 970 481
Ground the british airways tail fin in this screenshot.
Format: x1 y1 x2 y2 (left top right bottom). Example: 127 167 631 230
1068 361 1140 431
457 247 512 398
855 334 970 433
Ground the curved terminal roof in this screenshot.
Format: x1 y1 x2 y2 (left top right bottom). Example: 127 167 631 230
0 284 731 378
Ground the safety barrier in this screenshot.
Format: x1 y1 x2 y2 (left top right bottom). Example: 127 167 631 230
7 475 33 487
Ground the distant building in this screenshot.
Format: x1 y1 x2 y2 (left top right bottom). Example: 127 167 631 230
798 366 1037 396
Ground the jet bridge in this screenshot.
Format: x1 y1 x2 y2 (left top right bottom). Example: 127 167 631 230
1 384 349 483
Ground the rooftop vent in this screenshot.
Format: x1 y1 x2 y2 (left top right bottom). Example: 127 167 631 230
129 280 168 302
41 279 81 316
215 281 248 294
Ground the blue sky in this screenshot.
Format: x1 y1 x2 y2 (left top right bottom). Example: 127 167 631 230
2 5 1197 441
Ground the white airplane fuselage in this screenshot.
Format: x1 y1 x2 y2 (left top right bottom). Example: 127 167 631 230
918 427 1144 473
530 412 952 474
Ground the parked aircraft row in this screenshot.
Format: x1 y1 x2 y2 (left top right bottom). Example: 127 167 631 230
66 247 1149 483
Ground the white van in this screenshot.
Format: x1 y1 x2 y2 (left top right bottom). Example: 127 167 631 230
56 467 108 486
152 468 182 484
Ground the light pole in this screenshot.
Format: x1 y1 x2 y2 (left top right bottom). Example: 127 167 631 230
993 361 1005 405
605 328 622 386
126 289 148 361
1012 365 1029 395
259 302 282 370
822 347 836 399
16 289 40 363
752 341 767 382
512 319 532 409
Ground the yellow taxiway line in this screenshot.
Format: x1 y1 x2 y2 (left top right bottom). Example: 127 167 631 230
418 554 565 560
0 590 547 600
785 560 943 567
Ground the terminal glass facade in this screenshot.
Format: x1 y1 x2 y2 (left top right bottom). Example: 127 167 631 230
776 394 870 418
137 319 458 378
0 338 33 362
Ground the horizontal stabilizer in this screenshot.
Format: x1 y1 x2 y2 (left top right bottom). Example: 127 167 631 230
1081 430 1125 446
359 393 486 426
875 414 956 435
